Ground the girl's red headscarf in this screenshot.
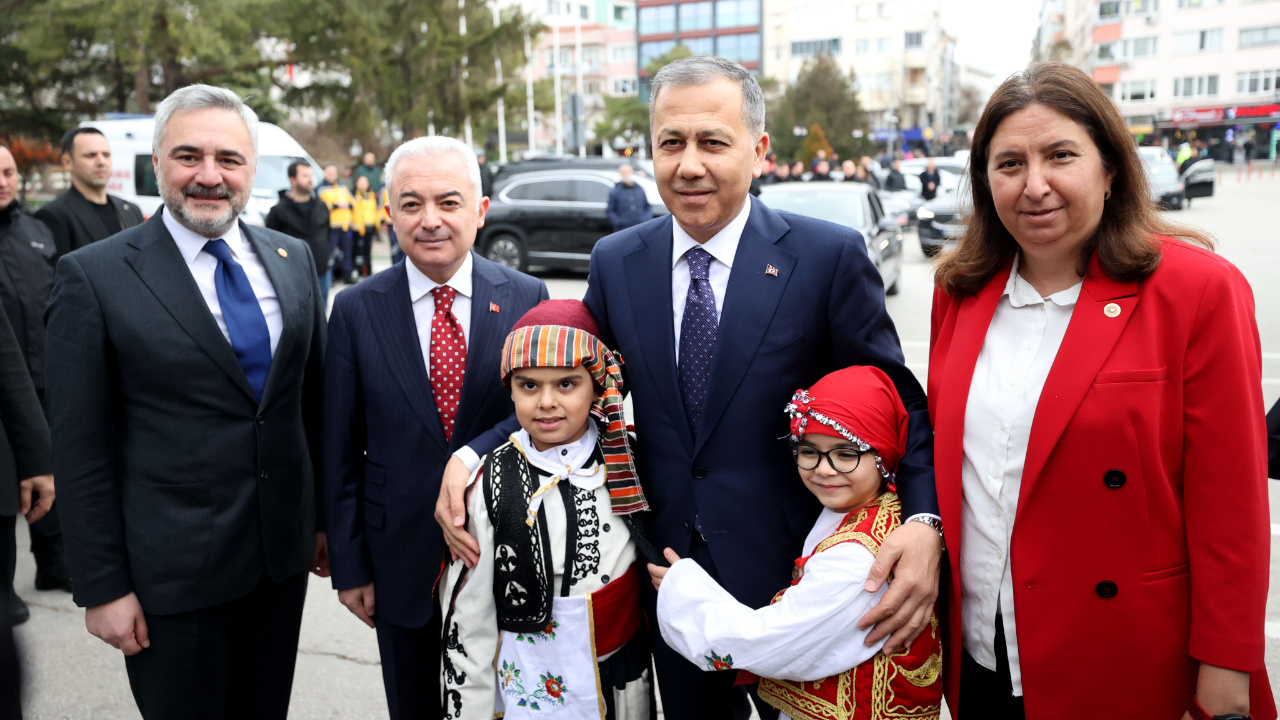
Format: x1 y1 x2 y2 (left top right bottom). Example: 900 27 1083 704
783 366 909 485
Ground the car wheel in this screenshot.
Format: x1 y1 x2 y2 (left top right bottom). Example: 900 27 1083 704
485 233 527 272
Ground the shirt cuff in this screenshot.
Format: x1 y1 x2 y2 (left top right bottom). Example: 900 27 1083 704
903 513 942 525
452 447 482 473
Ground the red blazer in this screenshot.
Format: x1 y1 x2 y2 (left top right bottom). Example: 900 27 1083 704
928 239 1274 719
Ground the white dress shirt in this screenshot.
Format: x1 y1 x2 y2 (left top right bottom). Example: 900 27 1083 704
671 200 750 362
405 252 473 380
960 255 1081 696
162 209 283 356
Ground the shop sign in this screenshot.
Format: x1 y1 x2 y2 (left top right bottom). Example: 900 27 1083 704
1171 103 1280 125
1228 103 1280 120
1171 107 1223 124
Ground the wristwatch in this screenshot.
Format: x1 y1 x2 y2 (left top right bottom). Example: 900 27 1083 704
906 515 946 552
1189 694 1252 720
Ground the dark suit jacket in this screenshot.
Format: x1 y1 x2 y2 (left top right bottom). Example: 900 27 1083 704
1268 398 1280 480
0 301 50 517
45 213 326 615
583 196 937 610
35 186 144 259
322 253 548 628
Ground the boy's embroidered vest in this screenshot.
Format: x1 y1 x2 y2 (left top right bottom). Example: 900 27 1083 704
757 493 943 720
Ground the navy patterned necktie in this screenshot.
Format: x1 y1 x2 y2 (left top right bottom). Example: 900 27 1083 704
203 239 272 400
679 247 718 434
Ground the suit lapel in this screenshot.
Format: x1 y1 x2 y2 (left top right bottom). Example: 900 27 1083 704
365 264 449 452
1017 257 1140 511
123 214 257 402
453 254 511 449
694 198 795 455
622 216 692 446
932 261 1011 538
244 224 302 408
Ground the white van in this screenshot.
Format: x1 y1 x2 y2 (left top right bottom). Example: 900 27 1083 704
88 117 323 225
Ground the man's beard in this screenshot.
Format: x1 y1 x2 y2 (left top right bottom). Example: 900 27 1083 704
76 170 108 192
158 172 248 237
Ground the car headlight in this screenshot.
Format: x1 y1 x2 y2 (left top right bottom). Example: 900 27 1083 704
917 207 935 220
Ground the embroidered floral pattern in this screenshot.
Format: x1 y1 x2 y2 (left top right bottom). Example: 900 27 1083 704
705 651 734 671
506 670 569 710
499 660 526 695
516 619 559 644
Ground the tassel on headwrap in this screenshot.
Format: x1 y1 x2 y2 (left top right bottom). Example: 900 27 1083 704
500 300 648 517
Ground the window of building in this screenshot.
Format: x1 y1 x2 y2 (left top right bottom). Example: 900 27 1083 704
583 45 602 66
855 38 870 54
1098 1 1121 19
1096 41 1117 61
547 0 561 15
639 40 676 65
1178 0 1222 7
1240 25 1280 49
1122 0 1158 14
856 3 875 19
792 38 842 57
1172 74 1218 97
614 5 627 22
905 31 923 49
877 36 891 53
610 43 637 62
716 32 760 62
1099 83 1115 98
1237 69 1280 94
1122 36 1158 58
684 36 714 54
1173 28 1222 53
715 0 760 29
878 2 894 17
1120 79 1156 101
873 73 894 91
679 1 713 31
612 78 638 94
580 4 590 19
638 5 675 34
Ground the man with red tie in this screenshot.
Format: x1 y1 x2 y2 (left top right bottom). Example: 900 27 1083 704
321 136 548 720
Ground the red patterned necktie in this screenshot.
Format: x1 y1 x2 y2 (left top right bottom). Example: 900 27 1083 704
430 286 467 441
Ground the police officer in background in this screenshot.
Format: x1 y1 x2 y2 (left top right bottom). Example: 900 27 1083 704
0 145 70 599
35 127 143 260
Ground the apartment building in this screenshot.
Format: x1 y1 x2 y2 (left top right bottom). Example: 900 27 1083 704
635 0 763 94
762 0 957 150
1038 0 1279 156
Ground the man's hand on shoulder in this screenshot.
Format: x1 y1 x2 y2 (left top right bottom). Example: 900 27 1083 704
435 456 480 567
86 592 150 656
856 520 943 654
338 583 376 628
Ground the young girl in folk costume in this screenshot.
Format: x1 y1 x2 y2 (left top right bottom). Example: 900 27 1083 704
651 366 943 720
438 300 656 720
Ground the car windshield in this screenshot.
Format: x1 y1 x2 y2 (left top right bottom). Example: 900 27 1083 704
758 188 866 228
1141 153 1176 178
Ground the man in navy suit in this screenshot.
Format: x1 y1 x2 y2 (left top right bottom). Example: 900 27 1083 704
440 56 945 718
322 136 548 720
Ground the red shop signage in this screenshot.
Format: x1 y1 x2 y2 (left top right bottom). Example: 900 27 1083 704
1172 103 1280 124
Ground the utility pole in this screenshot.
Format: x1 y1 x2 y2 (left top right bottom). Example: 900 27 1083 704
525 32 537 155
494 5 507 163
553 21 564 156
575 10 586 157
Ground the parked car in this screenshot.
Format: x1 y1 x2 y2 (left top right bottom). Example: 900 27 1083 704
1138 147 1185 209
916 186 968 257
492 156 651 184
478 169 667 272
757 182 903 295
1179 157 1215 207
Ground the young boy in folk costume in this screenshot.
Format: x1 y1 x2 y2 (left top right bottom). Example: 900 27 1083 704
439 300 655 720
650 366 943 720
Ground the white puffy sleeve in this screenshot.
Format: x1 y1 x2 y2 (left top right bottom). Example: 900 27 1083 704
656 544 888 682
440 465 499 719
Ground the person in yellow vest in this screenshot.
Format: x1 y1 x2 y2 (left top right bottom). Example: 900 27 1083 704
349 174 379 282
651 366 943 720
317 163 355 284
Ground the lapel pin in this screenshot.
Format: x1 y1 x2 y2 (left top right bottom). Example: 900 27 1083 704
765 264 779 277
1103 302 1121 318
277 248 288 258
490 302 501 313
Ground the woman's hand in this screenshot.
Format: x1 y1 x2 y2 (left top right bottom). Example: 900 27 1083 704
648 548 682 591
1192 663 1250 716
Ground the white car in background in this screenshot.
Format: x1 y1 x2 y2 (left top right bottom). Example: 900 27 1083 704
88 117 323 225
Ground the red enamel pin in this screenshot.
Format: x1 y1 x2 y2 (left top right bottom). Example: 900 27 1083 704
490 302 500 313
765 264 779 276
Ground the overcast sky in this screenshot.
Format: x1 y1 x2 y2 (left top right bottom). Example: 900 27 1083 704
941 0 1043 80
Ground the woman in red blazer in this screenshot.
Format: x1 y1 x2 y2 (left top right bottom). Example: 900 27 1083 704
928 62 1274 720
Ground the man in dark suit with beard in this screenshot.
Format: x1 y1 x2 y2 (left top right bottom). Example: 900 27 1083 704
45 84 327 720
36 127 144 260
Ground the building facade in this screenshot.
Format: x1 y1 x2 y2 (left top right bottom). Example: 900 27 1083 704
635 0 763 94
1037 0 1279 158
762 0 957 152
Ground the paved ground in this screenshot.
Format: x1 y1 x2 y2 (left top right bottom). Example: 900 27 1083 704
12 168 1280 717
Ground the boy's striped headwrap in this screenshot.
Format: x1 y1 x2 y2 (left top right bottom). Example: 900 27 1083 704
500 300 648 516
